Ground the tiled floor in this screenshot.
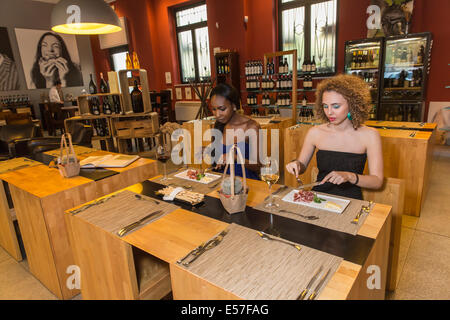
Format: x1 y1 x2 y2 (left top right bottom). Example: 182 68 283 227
0 145 449 300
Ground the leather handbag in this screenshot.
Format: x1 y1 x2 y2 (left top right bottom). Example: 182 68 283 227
218 144 249 214
57 133 80 178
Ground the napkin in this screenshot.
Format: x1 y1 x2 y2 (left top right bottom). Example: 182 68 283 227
163 187 185 201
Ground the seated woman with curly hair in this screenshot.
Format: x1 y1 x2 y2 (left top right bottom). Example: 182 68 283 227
286 74 383 200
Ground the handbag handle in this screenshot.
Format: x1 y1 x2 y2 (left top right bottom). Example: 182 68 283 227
59 133 78 163
221 143 248 196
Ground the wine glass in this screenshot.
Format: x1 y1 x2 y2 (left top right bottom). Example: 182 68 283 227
157 144 172 181
260 158 280 210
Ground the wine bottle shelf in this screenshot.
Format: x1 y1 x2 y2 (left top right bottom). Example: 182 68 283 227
243 89 316 93
348 66 379 71
244 104 314 109
384 87 422 91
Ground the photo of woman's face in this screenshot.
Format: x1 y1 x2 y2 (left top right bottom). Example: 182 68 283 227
41 35 61 61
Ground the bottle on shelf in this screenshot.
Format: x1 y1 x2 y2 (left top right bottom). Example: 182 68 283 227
99 72 109 94
102 98 112 115
306 58 312 72
126 52 133 70
112 95 121 114
132 51 140 69
283 58 289 74
302 59 307 72
302 94 307 107
91 98 100 115
351 51 357 69
131 80 144 113
311 56 316 72
89 74 97 94
417 45 425 64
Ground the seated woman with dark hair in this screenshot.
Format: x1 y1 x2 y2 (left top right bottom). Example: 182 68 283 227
286 74 384 200
210 83 261 180
31 32 83 89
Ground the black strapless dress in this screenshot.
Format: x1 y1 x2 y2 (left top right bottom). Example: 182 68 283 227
312 150 367 200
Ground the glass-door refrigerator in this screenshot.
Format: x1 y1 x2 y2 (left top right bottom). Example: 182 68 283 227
344 38 384 120
379 32 432 122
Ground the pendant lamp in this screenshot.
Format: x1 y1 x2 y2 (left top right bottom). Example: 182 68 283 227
51 0 122 35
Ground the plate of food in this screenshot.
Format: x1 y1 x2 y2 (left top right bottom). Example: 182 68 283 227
281 190 350 214
174 169 221 184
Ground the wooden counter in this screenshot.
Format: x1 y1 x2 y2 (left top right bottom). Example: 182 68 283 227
0 151 158 300
0 158 41 261
65 178 391 300
365 120 437 131
182 117 294 170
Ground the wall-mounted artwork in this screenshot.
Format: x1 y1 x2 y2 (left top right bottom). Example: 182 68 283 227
368 0 414 38
15 28 83 89
0 27 20 91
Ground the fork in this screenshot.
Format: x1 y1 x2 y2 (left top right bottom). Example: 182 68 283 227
278 209 319 220
257 231 302 251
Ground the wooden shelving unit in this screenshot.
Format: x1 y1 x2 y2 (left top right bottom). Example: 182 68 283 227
263 50 298 122
215 51 240 96
64 115 115 151
118 69 152 114
77 93 124 116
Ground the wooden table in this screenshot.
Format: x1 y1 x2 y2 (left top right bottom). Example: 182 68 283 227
0 158 41 261
65 177 391 300
284 124 435 217
0 151 158 300
365 120 437 131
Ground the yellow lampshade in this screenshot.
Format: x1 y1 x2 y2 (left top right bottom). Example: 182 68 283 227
51 0 122 35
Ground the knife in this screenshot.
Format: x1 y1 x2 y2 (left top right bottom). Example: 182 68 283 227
183 229 229 266
308 268 331 300
117 210 163 237
296 182 320 190
297 265 323 300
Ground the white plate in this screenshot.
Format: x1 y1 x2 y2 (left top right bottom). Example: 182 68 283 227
174 170 222 185
281 190 350 214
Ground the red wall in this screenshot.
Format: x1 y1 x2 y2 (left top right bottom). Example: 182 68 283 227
90 0 449 117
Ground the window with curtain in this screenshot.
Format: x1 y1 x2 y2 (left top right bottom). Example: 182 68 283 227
279 0 337 75
175 2 211 83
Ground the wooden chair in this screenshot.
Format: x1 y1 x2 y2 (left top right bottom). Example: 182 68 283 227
311 168 405 292
43 103 66 136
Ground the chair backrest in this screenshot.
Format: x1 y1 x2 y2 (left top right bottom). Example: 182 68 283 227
6 112 33 125
362 177 405 292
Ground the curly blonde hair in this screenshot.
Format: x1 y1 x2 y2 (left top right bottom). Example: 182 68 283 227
314 74 371 129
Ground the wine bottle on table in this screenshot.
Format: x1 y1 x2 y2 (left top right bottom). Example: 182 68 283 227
89 74 97 94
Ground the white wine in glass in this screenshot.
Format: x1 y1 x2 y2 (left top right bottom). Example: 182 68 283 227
260 158 279 209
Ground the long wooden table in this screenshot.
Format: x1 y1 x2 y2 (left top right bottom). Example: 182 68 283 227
0 150 158 300
65 177 391 300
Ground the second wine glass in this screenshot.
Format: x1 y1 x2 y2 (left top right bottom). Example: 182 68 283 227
260 158 280 210
157 144 172 181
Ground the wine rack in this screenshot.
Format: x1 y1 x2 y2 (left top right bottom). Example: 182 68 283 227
118 69 152 114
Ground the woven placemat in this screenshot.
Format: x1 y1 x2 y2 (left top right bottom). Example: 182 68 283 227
181 223 342 300
153 168 223 194
73 190 179 236
254 188 372 235
0 158 41 174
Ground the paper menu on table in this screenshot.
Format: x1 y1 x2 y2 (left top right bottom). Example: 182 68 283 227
80 154 139 168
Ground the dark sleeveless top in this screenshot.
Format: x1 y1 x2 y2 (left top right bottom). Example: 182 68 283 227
213 142 260 180
312 150 367 200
